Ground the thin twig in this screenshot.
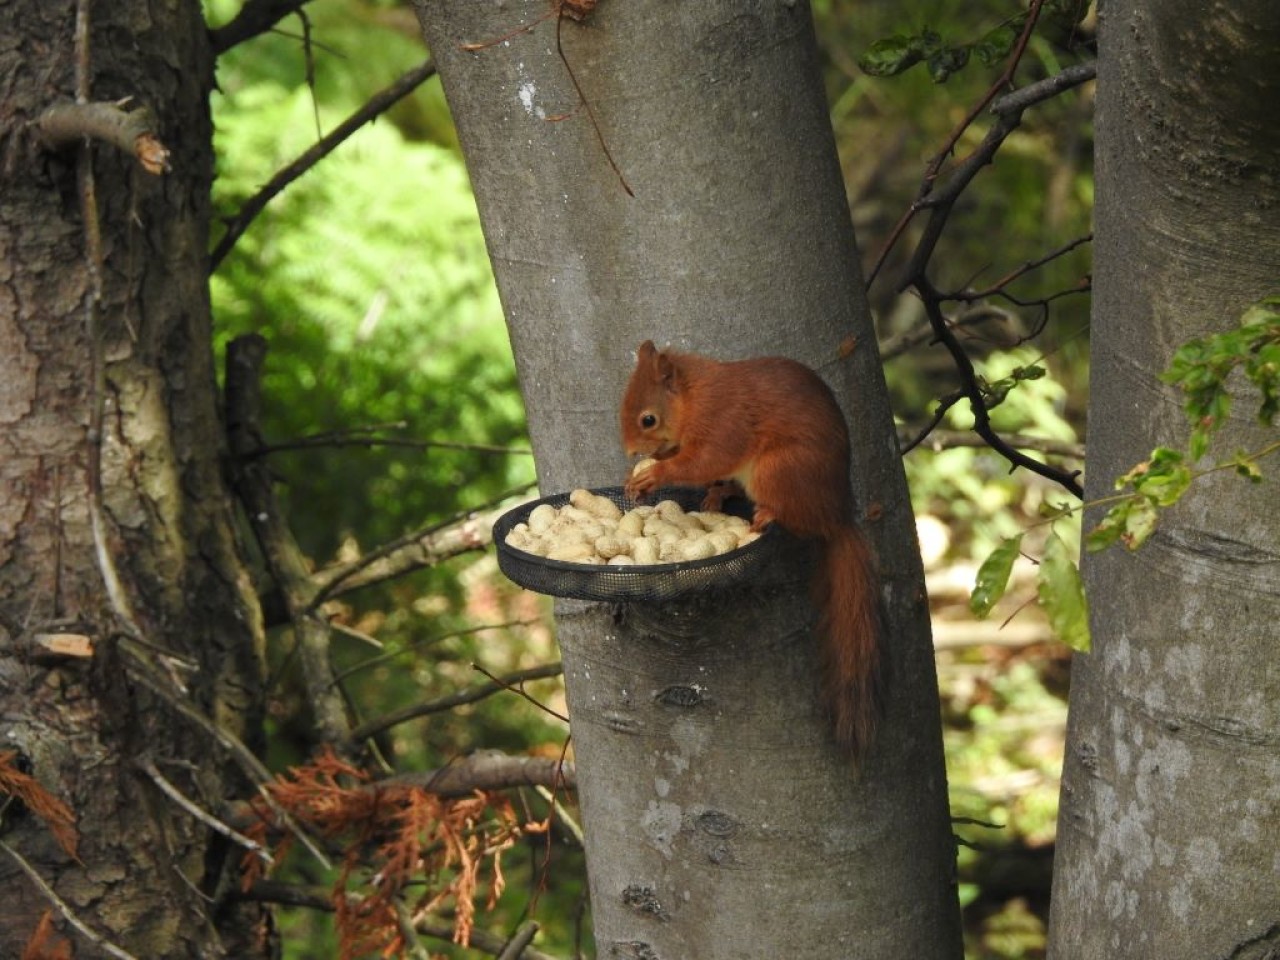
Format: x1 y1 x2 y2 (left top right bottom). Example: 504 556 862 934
472 663 569 723
209 58 438 271
918 284 1084 496
899 391 965 455
0 840 142 960
251 433 533 458
136 756 273 864
552 8 633 196
865 6 1046 288
73 0 146 640
956 233 1093 300
349 663 565 742
901 427 1084 460
332 619 541 687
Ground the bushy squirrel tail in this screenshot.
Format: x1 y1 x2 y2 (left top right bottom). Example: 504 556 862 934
815 525 883 764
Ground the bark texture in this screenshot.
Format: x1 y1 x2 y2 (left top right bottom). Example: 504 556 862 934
0 2 268 957
1049 2 1280 957
414 2 961 957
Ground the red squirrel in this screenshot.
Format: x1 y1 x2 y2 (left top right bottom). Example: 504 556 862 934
620 339 882 762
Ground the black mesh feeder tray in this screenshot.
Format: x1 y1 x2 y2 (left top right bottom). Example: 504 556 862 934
493 486 778 602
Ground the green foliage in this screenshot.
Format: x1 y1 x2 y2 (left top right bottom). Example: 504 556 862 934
1084 447 1189 553
1087 295 1280 555
974 297 1280 659
908 347 1080 568
1035 529 1088 652
1161 294 1280 459
856 0 1087 83
982 363 1047 411
857 25 1006 83
210 60 532 560
970 534 1023 619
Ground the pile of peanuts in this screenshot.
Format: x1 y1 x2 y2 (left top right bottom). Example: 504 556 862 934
504 488 761 566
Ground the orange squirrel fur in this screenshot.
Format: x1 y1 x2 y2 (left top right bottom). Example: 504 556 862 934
620 340 882 761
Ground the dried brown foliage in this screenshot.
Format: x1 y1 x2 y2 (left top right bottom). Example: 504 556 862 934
242 748 526 958
0 751 78 860
20 910 73 960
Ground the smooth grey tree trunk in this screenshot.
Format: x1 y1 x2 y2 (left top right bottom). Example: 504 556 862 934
1048 2 1280 957
414 3 961 957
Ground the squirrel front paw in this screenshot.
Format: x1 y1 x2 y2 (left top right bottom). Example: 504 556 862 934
625 457 661 501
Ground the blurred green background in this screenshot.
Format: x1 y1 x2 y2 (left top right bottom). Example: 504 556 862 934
205 1 1093 957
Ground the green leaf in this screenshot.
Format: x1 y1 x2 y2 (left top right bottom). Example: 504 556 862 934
927 45 970 83
1037 532 1091 652
1085 503 1126 553
970 534 1024 619
857 34 925 77
1120 496 1159 550
1233 453 1264 482
973 23 1019 66
1014 364 1047 382
1132 448 1191 505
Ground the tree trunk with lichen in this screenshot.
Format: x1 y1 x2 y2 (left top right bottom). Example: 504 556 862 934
1048 2 1280 957
0 2 270 957
415 2 963 957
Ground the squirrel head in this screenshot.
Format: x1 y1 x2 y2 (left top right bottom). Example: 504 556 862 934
620 340 683 459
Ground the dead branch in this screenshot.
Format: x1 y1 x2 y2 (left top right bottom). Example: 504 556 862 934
136 756 272 864
209 58 438 271
309 486 535 605
332 619 541 686
379 752 575 798
34 101 170 174
225 335 352 746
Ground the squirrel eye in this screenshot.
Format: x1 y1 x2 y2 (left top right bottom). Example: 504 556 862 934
640 412 657 429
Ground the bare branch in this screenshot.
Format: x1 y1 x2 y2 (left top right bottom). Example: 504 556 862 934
377 752 575 799
209 58 438 271
497 922 541 960
473 662 569 723
918 286 1084 496
901 427 1084 460
349 663 565 743
251 428 533 459
137 756 272 864
867 0 1060 289
879 303 1024 361
209 0 311 55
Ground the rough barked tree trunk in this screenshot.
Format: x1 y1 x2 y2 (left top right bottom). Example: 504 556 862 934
0 2 269 957
1049 2 1280 957
415 2 961 957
